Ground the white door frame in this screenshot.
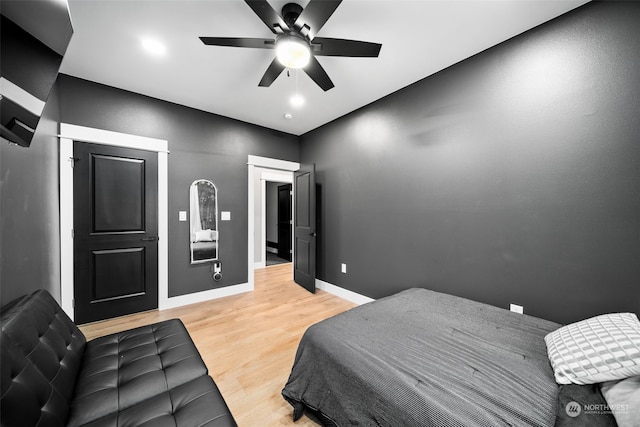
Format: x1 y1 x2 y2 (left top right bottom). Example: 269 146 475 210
59 123 169 321
247 155 299 289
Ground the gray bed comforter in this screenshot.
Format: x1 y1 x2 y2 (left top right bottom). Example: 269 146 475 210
282 288 562 426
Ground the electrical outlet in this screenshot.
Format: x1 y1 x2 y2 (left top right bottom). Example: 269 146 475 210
341 263 347 274
179 211 187 221
510 304 524 314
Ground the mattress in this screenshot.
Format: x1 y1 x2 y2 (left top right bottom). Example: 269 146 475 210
282 288 562 426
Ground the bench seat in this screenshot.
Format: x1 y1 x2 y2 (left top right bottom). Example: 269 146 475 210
1 290 236 427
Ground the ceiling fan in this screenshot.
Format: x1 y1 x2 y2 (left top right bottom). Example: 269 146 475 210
200 0 382 91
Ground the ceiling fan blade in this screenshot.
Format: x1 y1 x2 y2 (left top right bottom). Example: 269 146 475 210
258 58 286 87
200 37 275 49
304 56 334 91
294 0 341 40
312 38 382 57
245 0 289 34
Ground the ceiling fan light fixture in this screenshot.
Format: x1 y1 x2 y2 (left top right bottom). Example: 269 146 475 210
276 35 310 69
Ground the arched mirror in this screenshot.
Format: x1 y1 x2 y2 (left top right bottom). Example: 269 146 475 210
190 179 218 263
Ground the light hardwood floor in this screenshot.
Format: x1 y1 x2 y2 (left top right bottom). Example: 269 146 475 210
79 263 356 426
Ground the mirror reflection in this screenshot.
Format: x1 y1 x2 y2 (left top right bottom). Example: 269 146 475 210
190 179 218 263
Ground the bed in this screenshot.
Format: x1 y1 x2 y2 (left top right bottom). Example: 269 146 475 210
282 288 564 426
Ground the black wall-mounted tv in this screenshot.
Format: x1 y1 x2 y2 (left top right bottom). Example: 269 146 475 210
1 0 73 147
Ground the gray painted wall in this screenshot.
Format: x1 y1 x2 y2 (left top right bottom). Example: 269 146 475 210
54 75 299 298
300 1 640 324
1 82 61 306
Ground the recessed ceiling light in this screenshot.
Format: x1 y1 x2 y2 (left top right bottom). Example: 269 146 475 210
141 37 167 56
284 113 293 119
290 94 305 108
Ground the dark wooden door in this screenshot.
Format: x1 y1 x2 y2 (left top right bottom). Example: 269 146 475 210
277 184 292 261
293 164 316 293
73 142 158 324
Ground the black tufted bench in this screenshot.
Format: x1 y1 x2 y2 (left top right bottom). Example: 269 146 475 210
0 289 237 427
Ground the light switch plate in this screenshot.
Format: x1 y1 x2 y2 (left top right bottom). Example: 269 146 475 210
221 211 231 221
179 211 187 221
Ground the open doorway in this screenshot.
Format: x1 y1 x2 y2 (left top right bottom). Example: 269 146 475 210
266 182 292 266
248 156 298 290
253 168 293 269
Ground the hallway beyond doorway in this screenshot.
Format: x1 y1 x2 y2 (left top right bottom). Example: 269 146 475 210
266 252 291 266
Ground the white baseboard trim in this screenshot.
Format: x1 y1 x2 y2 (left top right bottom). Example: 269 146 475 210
254 261 266 269
159 282 252 310
315 279 375 305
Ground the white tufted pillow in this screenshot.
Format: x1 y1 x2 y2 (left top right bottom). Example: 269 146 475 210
544 313 640 385
195 229 217 242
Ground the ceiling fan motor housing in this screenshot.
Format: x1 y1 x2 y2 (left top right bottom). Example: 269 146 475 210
282 3 303 28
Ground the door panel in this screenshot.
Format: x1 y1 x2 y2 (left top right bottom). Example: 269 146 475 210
92 248 145 300
296 240 310 273
294 164 316 293
92 155 144 232
73 142 158 324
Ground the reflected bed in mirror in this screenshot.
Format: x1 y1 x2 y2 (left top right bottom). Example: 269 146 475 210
190 179 218 263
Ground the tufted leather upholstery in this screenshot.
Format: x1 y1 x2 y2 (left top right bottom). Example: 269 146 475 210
0 289 86 401
1 290 86 427
1 290 237 427
68 320 212 426
68 376 237 427
1 335 70 427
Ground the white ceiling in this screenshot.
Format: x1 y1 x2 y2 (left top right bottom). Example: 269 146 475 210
60 0 589 136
